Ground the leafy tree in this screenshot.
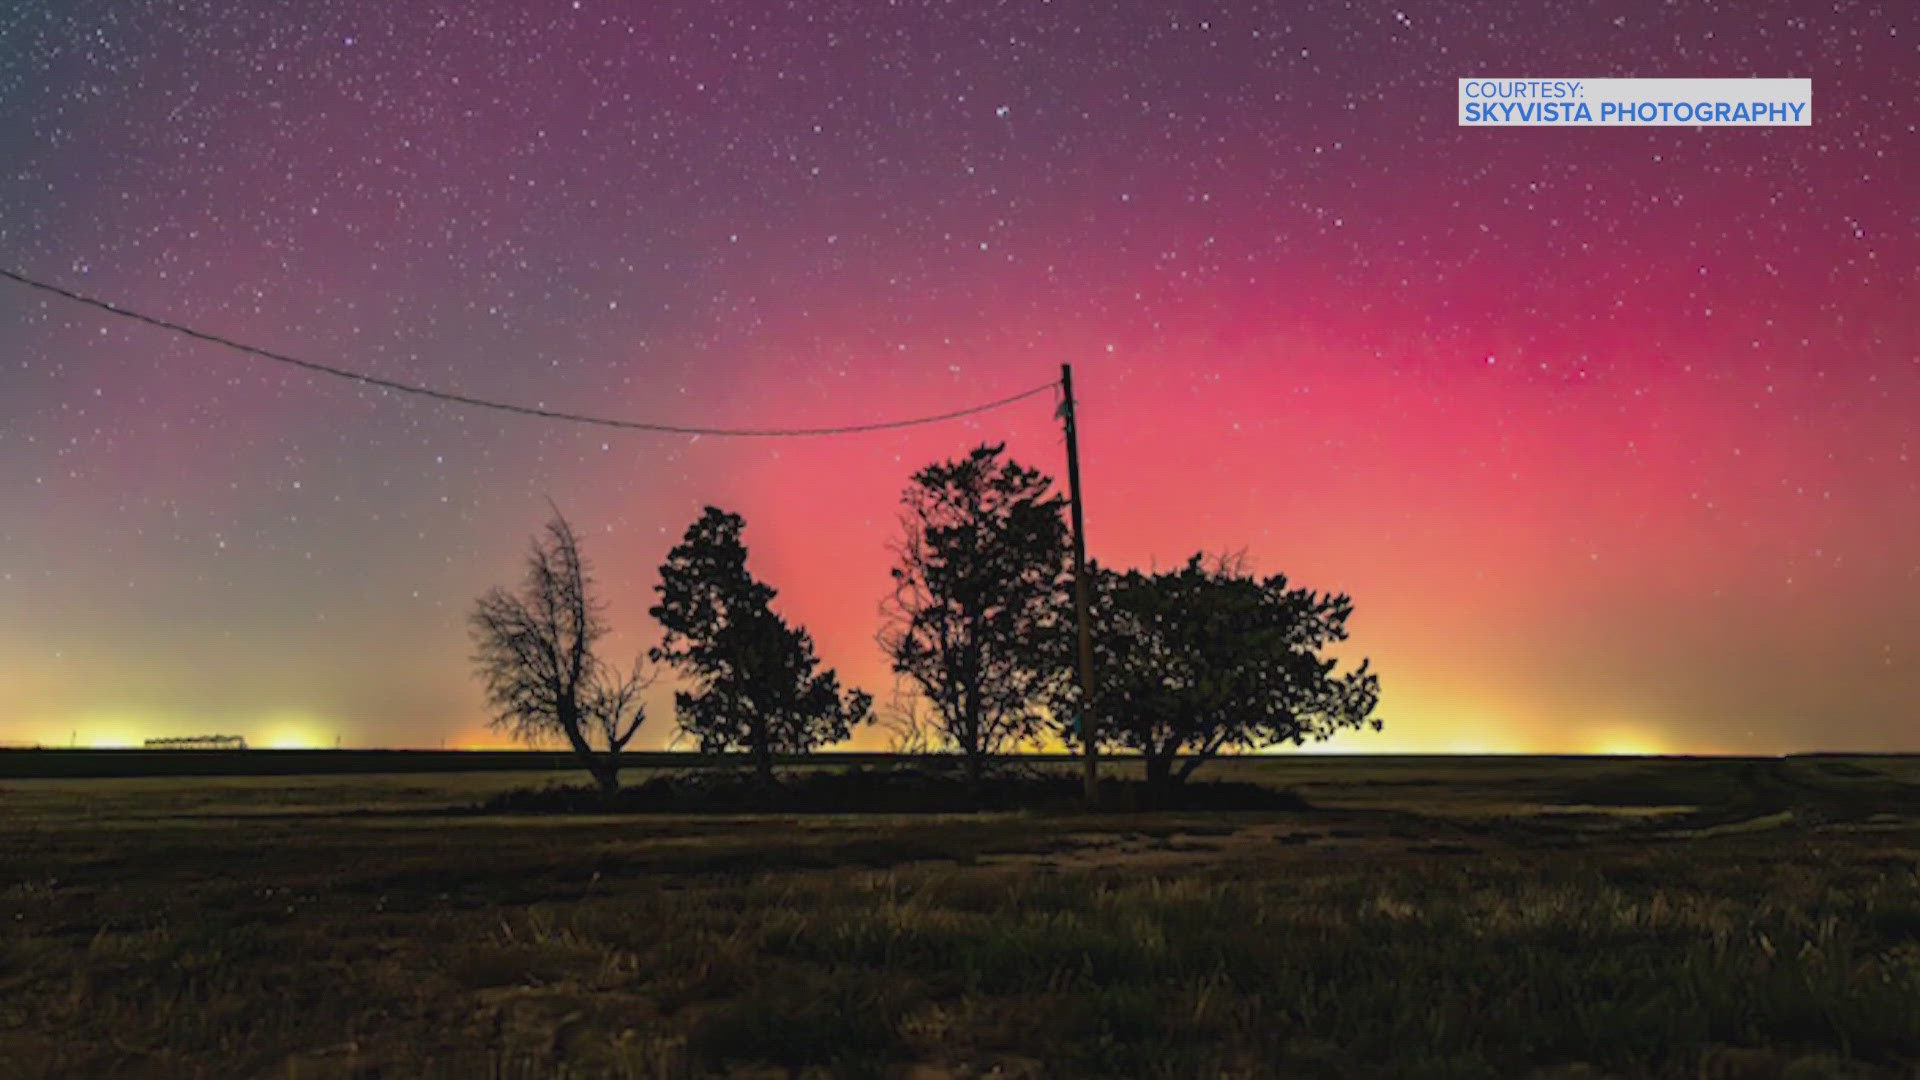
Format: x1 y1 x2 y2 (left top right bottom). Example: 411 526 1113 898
650 506 871 783
880 443 1072 788
1072 553 1381 799
469 510 649 796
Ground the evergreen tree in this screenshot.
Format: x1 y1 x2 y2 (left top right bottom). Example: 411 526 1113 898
651 506 870 783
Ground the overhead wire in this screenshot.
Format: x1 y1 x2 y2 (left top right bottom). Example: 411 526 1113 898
0 267 1058 436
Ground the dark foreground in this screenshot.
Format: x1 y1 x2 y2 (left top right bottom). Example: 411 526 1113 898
3 756 1918 1078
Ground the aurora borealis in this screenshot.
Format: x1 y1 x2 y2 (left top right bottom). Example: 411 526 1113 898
1 1 1914 754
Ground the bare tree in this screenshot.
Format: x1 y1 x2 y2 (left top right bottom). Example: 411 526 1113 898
877 679 940 757
470 509 648 796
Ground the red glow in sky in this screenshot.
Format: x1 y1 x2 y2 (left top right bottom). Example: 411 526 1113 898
1 1 1914 753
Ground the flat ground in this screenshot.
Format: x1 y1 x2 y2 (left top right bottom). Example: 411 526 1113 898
3 755 1918 1079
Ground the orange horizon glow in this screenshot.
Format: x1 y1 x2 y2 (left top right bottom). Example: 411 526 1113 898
1 706 1748 758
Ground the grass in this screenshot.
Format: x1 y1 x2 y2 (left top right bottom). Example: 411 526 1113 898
2 755 1917 1077
476 762 1311 814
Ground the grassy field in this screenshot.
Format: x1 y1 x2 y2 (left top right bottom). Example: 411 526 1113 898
2 755 1918 1078
0 749 948 780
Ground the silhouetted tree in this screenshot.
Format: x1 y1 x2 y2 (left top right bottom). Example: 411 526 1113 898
650 506 871 783
880 444 1072 789
1069 553 1381 801
877 678 941 757
469 510 649 797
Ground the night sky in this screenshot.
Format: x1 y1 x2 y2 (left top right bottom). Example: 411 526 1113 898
1 1 1914 754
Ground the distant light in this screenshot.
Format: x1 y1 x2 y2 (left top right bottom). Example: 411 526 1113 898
258 715 329 750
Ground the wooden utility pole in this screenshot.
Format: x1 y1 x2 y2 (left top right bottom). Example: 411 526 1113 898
1059 363 1099 806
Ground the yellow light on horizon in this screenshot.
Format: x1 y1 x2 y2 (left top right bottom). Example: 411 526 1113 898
52 714 152 749
256 715 331 750
1583 723 1669 757
87 734 142 749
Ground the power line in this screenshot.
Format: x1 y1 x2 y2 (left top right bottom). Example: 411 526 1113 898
0 267 1059 436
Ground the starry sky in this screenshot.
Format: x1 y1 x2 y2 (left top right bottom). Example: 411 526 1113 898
1 0 1914 754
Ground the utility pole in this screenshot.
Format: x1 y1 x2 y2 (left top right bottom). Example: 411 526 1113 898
1059 363 1099 806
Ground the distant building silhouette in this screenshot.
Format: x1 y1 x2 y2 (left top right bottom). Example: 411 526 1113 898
144 735 249 750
